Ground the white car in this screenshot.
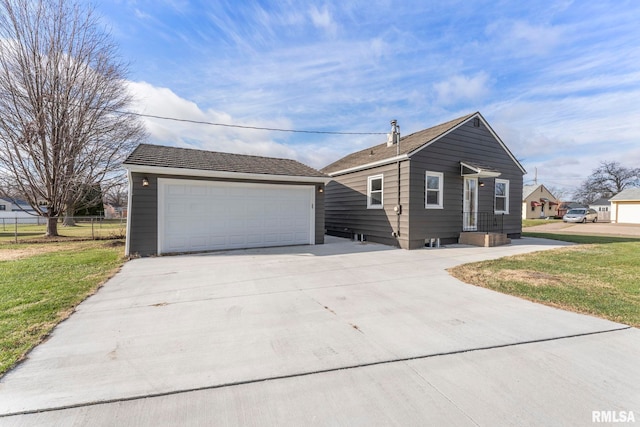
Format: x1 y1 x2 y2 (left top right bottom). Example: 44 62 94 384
563 208 598 223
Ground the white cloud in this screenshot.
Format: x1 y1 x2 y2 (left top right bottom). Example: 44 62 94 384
126 81 344 169
433 73 491 106
309 4 338 37
486 20 564 57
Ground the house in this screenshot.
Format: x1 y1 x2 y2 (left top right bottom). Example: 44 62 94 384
522 184 559 219
321 112 526 249
589 197 611 222
0 197 44 224
123 144 328 256
609 188 640 224
103 203 127 219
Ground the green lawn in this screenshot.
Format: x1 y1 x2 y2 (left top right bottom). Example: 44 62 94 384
449 233 640 327
0 241 126 376
522 218 562 227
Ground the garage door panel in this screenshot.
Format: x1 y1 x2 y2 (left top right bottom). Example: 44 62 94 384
159 179 314 254
617 204 640 224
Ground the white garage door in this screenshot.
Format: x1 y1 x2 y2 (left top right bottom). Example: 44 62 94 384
158 178 314 254
617 203 640 224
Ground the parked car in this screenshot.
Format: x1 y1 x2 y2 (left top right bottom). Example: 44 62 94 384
563 208 598 223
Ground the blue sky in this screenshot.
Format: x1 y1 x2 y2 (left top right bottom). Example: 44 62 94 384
99 0 640 195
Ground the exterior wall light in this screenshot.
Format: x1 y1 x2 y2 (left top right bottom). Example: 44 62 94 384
142 177 149 187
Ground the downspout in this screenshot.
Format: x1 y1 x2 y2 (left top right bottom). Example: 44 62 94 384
390 120 402 240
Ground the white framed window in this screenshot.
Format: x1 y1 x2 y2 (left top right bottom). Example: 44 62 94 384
425 171 444 209
367 174 384 209
495 179 510 213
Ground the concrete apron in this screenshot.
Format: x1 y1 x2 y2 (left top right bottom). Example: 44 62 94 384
0 236 638 425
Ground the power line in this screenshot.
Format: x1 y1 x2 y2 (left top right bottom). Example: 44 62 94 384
123 111 387 135
0 89 387 135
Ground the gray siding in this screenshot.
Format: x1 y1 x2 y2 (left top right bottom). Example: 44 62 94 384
325 119 523 250
325 161 411 248
407 120 523 247
128 173 324 256
129 172 158 256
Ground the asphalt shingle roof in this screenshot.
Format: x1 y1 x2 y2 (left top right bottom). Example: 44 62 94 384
523 184 540 200
609 188 640 201
123 144 327 178
321 113 476 175
590 197 611 205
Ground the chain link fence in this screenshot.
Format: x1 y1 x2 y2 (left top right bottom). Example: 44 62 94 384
0 215 126 243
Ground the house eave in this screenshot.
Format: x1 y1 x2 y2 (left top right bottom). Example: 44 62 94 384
327 154 409 177
123 164 330 184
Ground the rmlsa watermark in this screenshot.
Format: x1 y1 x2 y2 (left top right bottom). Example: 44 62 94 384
592 410 636 423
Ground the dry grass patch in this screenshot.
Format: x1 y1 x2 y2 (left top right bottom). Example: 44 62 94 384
0 245 68 261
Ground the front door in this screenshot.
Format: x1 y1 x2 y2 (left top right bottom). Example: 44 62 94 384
463 177 478 231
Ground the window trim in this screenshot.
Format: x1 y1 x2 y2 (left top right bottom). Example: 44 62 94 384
367 174 384 209
425 171 444 209
495 179 510 214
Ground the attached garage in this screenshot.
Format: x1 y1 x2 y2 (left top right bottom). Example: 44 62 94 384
123 144 328 256
610 188 640 225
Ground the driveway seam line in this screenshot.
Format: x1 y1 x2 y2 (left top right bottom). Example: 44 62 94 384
0 325 630 418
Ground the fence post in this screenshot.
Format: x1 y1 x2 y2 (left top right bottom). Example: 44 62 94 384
91 217 95 240
14 217 18 244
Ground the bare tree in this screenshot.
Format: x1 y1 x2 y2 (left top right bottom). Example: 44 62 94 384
104 178 128 208
0 0 145 236
545 185 571 202
573 161 640 204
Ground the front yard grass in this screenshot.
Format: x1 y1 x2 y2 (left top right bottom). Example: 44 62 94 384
522 218 561 227
0 240 125 376
449 233 640 327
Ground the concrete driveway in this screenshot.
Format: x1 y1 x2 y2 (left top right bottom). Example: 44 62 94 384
526 220 640 237
1 236 639 426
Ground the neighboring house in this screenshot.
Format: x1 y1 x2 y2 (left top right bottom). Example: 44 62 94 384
609 188 640 224
321 112 526 249
0 197 43 224
103 203 127 219
123 144 328 256
589 197 611 222
522 184 559 219
10 199 39 213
